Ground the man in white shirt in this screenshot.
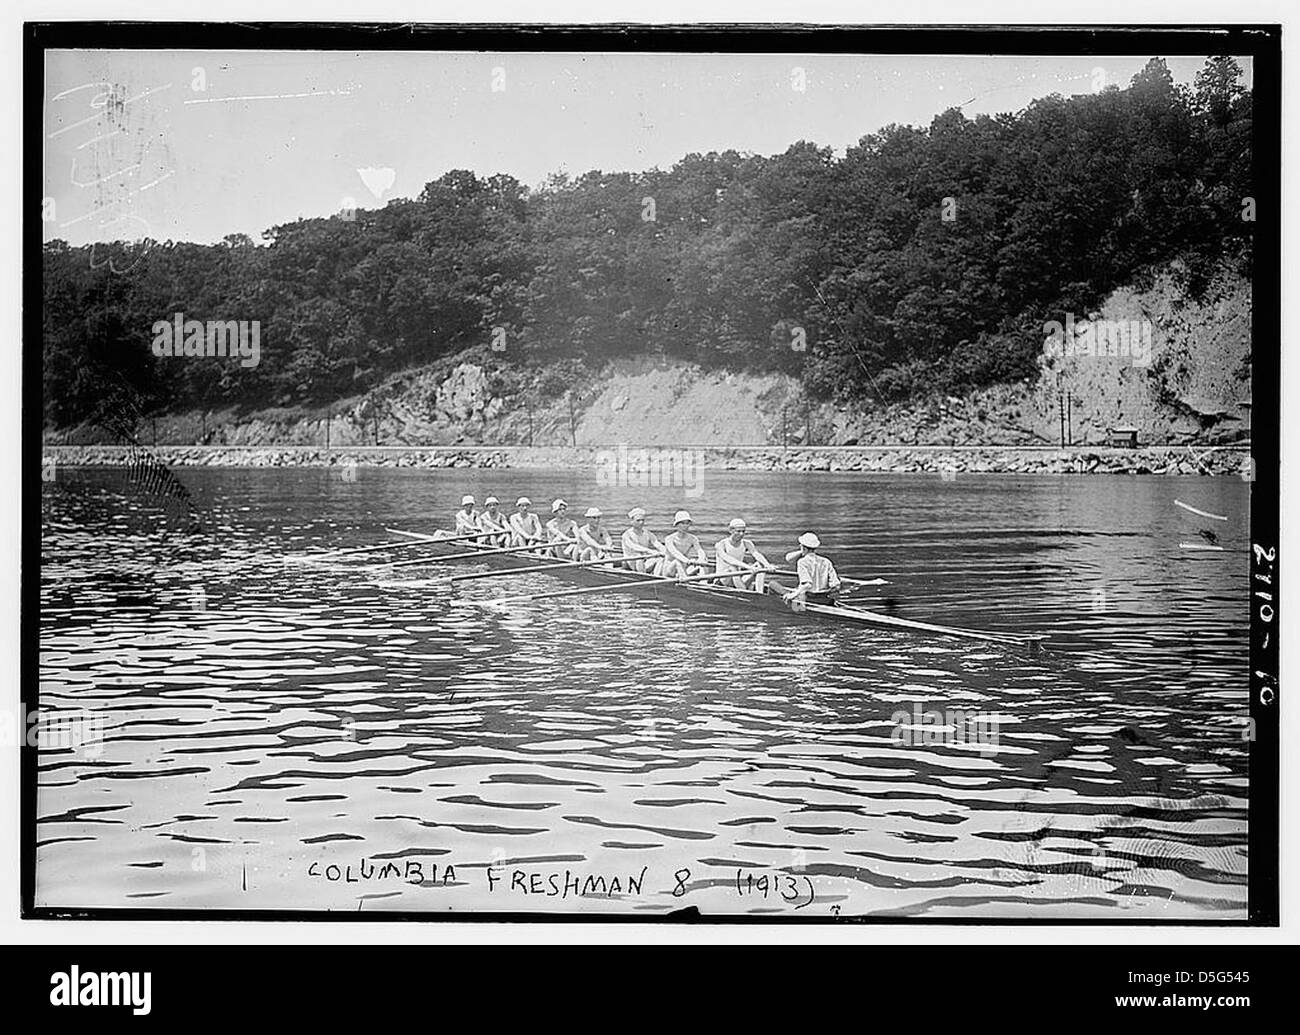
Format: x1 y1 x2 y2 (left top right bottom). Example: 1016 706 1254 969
662 510 707 580
714 518 771 592
509 497 544 549
545 499 579 559
575 508 613 562
783 532 841 609
453 494 479 536
621 508 663 574
476 496 510 546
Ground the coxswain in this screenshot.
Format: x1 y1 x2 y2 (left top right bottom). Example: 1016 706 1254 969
662 510 707 580
476 496 510 546
576 508 613 562
545 499 579 559
454 494 479 536
509 496 544 551
621 508 663 575
714 518 771 592
782 532 842 609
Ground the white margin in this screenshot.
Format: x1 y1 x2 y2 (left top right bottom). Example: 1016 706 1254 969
2 0 1294 949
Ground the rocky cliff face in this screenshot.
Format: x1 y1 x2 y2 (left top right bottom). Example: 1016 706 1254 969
46 264 1250 450
1029 264 1251 445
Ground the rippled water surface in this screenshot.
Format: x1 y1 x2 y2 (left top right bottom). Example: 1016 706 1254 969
37 466 1250 918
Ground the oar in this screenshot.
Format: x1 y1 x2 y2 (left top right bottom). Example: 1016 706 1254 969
707 558 781 584
756 566 1028 645
730 564 888 590
764 568 1029 645
293 529 494 562
374 535 577 569
430 551 634 585
711 562 878 590
809 602 1042 648
484 566 749 607
765 568 887 586
388 525 521 552
385 527 493 544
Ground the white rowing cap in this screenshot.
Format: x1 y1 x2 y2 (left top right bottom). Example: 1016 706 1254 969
461 495 475 506
627 507 646 520
584 507 602 518
516 496 531 506
484 496 499 505
728 518 747 531
798 532 820 549
552 498 568 513
674 510 693 525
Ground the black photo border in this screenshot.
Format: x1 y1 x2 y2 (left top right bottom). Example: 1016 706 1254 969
21 20 1282 925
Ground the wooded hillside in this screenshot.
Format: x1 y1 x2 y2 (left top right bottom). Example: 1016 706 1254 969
43 57 1252 432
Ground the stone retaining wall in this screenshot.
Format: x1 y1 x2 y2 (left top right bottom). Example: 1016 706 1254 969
43 444 1252 477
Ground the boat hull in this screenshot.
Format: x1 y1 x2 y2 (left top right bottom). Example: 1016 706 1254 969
420 537 931 634
433 539 801 617
408 534 1041 648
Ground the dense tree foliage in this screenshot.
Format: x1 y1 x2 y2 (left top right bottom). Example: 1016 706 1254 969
43 57 1252 427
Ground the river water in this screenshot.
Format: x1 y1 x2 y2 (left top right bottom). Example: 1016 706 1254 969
36 466 1250 919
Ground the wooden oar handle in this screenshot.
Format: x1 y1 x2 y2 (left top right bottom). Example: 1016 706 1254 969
621 543 668 559
715 559 775 575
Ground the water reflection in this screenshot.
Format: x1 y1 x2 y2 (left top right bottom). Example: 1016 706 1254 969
36 467 1248 917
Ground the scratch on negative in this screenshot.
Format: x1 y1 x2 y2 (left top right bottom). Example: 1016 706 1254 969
1173 499 1228 522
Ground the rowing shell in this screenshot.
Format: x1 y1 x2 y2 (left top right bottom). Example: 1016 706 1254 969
398 530 1043 650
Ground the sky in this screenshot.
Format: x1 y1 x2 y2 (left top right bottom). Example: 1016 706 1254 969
42 50 1249 246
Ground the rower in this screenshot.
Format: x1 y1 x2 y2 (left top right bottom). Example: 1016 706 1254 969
782 532 842 610
545 498 578 559
714 518 771 592
662 510 707 580
576 508 613 562
509 496 544 550
621 507 663 575
476 496 510 546
454 494 479 536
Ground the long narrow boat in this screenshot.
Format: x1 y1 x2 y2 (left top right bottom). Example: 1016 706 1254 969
390 529 1043 649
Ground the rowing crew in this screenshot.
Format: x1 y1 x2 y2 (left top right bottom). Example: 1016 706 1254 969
451 495 842 607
